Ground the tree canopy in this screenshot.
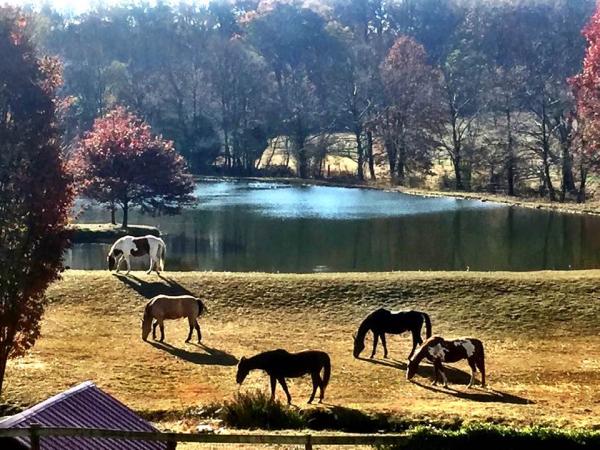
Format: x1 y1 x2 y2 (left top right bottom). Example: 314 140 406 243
0 7 73 394
70 107 195 227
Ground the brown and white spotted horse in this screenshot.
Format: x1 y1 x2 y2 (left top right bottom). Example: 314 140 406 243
107 235 166 275
406 336 486 388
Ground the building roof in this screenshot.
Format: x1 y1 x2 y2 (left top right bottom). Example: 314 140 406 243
0 381 167 450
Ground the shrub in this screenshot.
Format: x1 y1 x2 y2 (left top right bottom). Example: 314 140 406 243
378 424 600 450
219 391 305 430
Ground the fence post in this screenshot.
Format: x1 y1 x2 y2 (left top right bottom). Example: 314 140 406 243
166 440 177 450
305 434 312 450
29 423 41 450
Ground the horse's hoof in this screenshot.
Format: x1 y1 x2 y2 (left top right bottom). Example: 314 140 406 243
185 339 190 343
307 400 313 404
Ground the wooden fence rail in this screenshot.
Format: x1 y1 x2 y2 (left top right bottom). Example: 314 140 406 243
0 425 410 449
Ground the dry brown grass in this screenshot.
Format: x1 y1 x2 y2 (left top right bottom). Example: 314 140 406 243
4 270 600 431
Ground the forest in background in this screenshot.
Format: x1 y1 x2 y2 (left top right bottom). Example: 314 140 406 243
23 0 598 199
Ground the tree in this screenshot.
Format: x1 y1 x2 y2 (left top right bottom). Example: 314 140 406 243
379 35 445 184
246 3 343 178
70 107 195 227
570 0 600 202
0 8 74 395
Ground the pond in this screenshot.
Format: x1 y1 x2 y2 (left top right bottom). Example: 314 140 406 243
66 179 600 272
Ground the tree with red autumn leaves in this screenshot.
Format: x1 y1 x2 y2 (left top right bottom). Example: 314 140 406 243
70 107 195 227
570 1 600 202
0 9 74 394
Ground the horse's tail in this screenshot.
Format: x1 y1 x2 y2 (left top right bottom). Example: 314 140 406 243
143 301 153 320
421 312 432 339
196 298 207 316
159 241 166 271
321 353 331 390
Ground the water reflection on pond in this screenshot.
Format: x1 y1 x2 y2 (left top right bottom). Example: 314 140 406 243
66 180 600 272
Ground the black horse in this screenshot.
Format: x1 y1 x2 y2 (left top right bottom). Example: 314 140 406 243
236 349 331 404
353 308 432 360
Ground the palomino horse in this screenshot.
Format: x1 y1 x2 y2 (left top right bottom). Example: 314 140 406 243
353 308 432 360
406 336 486 388
107 235 166 275
142 295 206 343
236 349 331 404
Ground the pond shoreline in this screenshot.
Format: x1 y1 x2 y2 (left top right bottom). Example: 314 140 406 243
68 223 160 243
199 175 600 216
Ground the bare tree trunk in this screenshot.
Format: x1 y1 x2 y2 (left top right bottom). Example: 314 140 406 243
506 108 516 196
366 130 376 180
110 203 116 225
355 129 364 181
450 111 464 191
560 142 576 201
0 350 8 396
121 200 129 228
578 165 587 204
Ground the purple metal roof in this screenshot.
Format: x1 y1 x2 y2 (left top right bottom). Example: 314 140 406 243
0 381 168 450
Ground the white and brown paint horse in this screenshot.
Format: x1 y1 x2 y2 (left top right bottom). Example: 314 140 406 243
406 336 486 388
107 235 166 274
142 294 206 343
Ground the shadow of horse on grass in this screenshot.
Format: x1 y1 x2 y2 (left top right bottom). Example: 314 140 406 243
114 273 195 299
412 381 533 405
360 356 407 370
150 342 238 366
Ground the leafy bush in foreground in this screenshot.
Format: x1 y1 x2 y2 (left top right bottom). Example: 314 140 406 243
378 424 600 450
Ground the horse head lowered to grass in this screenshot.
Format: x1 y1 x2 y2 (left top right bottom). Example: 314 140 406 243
406 336 486 388
353 308 432 360
142 294 206 343
107 234 166 275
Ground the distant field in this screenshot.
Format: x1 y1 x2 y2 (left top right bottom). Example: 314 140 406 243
4 270 600 431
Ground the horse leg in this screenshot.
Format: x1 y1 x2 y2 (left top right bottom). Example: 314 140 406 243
269 375 277 402
278 377 292 405
146 258 154 275
380 333 389 358
467 358 477 388
158 320 165 342
115 255 124 273
185 317 194 343
152 320 159 340
125 255 131 275
408 330 422 360
476 356 486 388
370 332 379 358
435 360 448 387
308 373 319 404
319 373 326 403
195 321 202 343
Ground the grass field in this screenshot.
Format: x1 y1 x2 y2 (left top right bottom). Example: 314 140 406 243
4 270 600 432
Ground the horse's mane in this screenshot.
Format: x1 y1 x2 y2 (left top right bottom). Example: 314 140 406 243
108 236 128 256
356 308 387 340
410 335 443 362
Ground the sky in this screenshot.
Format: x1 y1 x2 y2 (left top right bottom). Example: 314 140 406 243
1 1 205 15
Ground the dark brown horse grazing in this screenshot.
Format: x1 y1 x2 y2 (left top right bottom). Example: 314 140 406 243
236 349 331 404
406 336 486 388
353 308 432 360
